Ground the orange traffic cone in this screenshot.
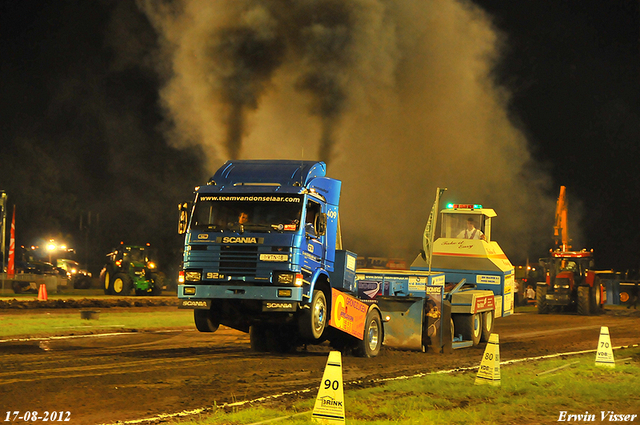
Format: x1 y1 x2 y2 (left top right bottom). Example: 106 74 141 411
37 283 48 301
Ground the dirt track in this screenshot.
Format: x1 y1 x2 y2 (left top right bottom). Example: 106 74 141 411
1 307 639 425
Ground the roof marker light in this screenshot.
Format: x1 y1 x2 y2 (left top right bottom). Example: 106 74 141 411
446 203 483 210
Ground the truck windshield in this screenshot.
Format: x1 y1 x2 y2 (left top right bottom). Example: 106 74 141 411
191 194 303 233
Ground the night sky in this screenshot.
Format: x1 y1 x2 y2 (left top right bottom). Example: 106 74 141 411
475 1 640 271
1 1 638 275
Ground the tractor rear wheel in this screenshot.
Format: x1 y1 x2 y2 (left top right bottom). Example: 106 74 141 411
150 273 163 296
74 276 91 289
577 286 591 315
536 284 549 314
590 278 604 314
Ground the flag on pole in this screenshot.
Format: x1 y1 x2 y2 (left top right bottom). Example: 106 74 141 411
7 206 15 278
423 187 447 273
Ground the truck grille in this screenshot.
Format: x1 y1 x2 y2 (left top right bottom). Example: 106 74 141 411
219 245 258 277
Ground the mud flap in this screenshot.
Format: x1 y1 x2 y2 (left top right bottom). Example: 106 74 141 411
376 297 425 351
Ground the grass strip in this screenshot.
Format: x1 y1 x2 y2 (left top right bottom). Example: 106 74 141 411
0 309 193 337
171 347 640 425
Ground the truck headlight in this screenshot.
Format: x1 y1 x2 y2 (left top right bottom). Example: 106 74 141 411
277 273 294 284
185 271 202 282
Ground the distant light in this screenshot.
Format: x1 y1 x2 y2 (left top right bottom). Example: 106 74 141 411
46 243 56 252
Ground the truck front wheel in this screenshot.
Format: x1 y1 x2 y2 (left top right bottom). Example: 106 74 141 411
298 289 327 340
194 309 220 333
354 310 383 358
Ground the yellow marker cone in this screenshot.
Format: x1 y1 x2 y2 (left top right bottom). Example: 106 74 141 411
475 333 500 386
595 326 615 367
312 351 345 424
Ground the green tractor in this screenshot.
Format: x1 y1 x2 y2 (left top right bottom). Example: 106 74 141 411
101 244 163 296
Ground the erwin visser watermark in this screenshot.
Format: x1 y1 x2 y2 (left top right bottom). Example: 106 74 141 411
558 411 638 422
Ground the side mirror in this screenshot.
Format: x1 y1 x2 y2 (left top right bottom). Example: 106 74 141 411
178 202 190 235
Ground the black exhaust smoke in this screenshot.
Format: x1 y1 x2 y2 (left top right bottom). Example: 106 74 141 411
141 0 359 164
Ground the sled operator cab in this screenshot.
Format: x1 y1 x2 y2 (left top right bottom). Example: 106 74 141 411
412 203 515 318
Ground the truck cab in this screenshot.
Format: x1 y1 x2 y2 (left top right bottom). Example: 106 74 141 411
178 160 343 348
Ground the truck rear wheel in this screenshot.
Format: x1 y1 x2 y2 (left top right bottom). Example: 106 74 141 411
354 309 382 358
298 289 327 340
111 273 132 296
194 309 220 333
481 310 494 342
577 286 591 315
265 327 295 353
453 313 481 346
536 284 549 314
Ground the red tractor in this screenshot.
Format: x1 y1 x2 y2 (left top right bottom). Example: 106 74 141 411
537 250 605 315
536 187 605 315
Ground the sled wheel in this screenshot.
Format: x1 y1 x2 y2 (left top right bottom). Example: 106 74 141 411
453 313 481 346
481 310 494 342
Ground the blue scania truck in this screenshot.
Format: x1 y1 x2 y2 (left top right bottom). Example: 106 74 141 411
177 160 512 356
